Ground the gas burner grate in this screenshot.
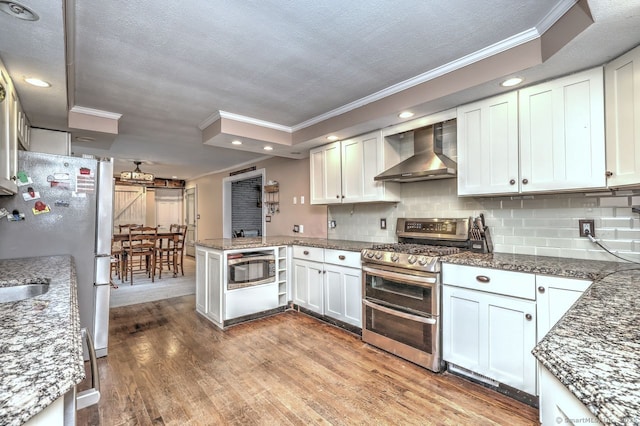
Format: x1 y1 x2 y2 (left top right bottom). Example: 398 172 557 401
371 243 461 256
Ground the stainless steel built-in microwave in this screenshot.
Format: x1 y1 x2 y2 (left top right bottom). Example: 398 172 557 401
227 252 275 287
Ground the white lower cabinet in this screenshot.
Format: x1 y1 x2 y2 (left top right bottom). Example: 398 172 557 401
539 366 601 425
536 275 591 342
442 264 537 394
292 246 362 328
195 247 222 325
443 285 537 394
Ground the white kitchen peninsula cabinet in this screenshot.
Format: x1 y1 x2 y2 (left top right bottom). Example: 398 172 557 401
605 44 640 188
323 249 362 327
457 92 519 196
195 247 222 324
519 67 606 193
539 366 600 426
442 264 537 395
536 275 591 342
310 131 400 205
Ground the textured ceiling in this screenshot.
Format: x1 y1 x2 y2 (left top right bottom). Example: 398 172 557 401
1 0 640 179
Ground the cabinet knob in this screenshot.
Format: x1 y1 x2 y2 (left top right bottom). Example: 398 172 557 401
318 270 322 274
303 250 309 255
525 313 532 321
341 195 345 198
509 179 516 185
538 286 545 293
605 171 613 177
522 178 529 185
336 195 340 198
338 255 346 260
475 275 490 283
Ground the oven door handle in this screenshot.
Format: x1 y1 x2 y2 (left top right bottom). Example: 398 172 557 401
363 299 436 325
362 265 437 287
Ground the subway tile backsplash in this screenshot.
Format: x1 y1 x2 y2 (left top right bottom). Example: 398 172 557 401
328 179 640 263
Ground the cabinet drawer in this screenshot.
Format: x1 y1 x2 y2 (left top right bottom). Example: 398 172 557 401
442 264 535 300
324 249 361 268
292 245 324 262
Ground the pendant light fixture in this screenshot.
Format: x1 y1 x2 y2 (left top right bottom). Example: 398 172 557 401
120 161 154 183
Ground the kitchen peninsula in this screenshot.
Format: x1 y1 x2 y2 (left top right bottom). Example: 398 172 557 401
0 256 85 426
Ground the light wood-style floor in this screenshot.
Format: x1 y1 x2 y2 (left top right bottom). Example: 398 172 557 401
78 295 539 425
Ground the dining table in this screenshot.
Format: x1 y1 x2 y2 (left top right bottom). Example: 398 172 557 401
113 231 182 279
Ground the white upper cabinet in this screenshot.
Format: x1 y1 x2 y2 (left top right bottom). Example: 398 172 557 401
519 67 606 192
0 66 17 195
457 92 519 195
310 131 400 205
605 44 640 188
457 67 606 196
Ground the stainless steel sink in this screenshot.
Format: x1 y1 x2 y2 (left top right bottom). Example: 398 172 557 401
0 283 50 303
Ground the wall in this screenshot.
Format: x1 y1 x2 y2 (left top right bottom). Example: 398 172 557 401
187 156 327 240
328 178 640 262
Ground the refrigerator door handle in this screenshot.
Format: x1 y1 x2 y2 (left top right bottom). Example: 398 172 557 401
76 328 101 410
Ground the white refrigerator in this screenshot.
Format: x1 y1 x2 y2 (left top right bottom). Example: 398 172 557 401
0 150 114 357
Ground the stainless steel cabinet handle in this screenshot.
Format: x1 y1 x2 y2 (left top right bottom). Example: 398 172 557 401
538 286 546 293
303 250 309 255
476 275 490 283
76 328 101 410
509 179 516 185
338 255 346 260
522 178 529 185
525 313 533 321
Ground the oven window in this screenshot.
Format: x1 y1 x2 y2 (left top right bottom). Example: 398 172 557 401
365 273 433 315
365 305 433 354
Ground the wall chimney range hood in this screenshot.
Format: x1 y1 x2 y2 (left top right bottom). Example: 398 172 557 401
374 119 457 183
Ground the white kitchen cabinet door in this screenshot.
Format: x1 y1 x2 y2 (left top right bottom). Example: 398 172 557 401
324 264 362 327
195 248 208 315
0 68 17 194
292 258 324 314
457 92 520 196
539 365 600 426
443 285 537 395
519 67 606 193
310 142 342 204
206 250 222 324
536 275 591 343
605 44 640 188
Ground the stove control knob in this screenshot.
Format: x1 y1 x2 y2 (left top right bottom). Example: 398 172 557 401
418 257 428 266
374 251 383 260
365 250 374 259
407 255 417 264
362 249 368 258
391 253 399 262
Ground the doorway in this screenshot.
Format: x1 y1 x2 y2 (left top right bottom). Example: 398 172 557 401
184 186 197 257
222 169 266 238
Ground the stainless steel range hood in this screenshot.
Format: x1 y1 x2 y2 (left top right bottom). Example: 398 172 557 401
374 119 457 183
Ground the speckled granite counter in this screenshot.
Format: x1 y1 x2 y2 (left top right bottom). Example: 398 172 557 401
0 256 85 426
443 252 640 425
196 236 374 252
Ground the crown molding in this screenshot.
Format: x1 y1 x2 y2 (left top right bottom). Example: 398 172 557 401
199 110 293 133
536 0 578 35
69 105 122 120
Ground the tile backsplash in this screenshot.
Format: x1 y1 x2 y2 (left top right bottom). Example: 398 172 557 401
328 179 640 262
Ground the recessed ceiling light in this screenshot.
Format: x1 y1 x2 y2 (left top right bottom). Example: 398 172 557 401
501 77 523 87
0 1 39 21
326 135 339 141
172 176 178 179
263 146 273 151
398 111 414 119
24 77 51 88
231 140 242 145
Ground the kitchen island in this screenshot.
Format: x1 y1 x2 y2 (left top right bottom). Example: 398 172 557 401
443 252 639 425
0 256 85 426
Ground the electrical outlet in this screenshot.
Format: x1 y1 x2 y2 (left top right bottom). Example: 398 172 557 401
380 218 387 229
293 225 299 233
299 225 304 233
328 220 336 229
579 219 595 237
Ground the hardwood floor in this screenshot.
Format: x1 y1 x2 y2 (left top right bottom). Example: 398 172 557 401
77 295 539 425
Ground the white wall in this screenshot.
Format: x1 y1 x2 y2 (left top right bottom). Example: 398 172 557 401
328 179 640 262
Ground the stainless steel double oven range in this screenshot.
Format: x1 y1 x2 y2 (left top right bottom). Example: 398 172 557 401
361 217 469 372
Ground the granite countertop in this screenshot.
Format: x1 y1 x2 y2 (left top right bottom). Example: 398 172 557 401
443 252 640 425
196 236 374 252
0 256 85 426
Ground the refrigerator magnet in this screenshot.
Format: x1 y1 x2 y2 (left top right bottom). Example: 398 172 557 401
32 201 50 215
0 208 9 219
16 171 33 186
8 210 25 221
54 200 70 207
22 187 40 201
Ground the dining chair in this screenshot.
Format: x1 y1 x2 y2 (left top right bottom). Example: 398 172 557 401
154 225 178 279
172 224 189 276
125 226 158 285
110 237 123 285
